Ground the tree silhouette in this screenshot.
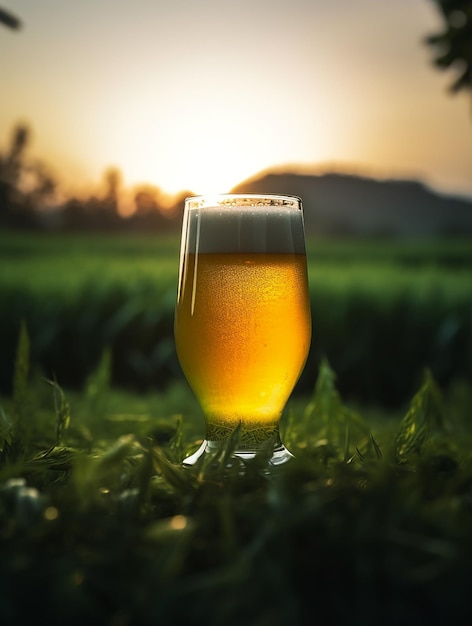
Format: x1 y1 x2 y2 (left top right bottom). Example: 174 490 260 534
0 124 58 229
101 167 122 216
0 125 31 227
426 0 472 93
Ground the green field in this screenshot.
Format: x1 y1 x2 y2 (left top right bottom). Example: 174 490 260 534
2 231 472 623
1 231 471 407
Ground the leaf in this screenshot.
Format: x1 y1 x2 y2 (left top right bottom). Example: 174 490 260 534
0 7 22 30
394 369 445 462
27 446 78 472
97 433 138 469
46 378 71 445
370 433 383 460
152 446 196 491
303 357 370 455
85 346 112 399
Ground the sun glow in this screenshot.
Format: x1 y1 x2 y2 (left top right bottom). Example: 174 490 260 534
74 70 340 198
2 0 471 203
94 94 286 196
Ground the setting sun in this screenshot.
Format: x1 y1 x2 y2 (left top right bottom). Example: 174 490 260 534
52 75 341 197
106 94 272 196
1 0 471 202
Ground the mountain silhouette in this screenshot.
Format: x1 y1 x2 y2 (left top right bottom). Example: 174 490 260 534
231 171 472 237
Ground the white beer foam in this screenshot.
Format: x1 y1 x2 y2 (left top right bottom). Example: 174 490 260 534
185 205 306 254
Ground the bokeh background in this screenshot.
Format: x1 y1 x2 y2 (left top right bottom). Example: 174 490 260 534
1 0 471 413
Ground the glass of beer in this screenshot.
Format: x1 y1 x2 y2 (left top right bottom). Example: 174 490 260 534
174 194 311 467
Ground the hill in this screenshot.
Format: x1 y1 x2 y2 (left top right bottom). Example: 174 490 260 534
231 171 472 237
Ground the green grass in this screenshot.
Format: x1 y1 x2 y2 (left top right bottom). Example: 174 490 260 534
1 326 472 625
1 232 472 623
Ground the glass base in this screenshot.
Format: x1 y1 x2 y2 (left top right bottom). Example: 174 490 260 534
182 439 294 468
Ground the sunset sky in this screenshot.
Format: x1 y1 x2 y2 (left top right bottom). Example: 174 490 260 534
1 0 472 204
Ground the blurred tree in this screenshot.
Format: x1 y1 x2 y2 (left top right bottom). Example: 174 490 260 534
122 184 185 233
1 124 29 190
130 184 174 231
134 186 161 217
426 0 472 93
0 124 58 229
60 168 123 232
0 6 21 29
0 124 36 228
101 167 122 217
26 161 57 208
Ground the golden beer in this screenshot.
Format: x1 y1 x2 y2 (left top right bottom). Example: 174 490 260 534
175 252 311 441
174 194 311 464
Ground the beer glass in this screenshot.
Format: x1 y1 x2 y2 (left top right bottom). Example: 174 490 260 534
174 194 311 466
